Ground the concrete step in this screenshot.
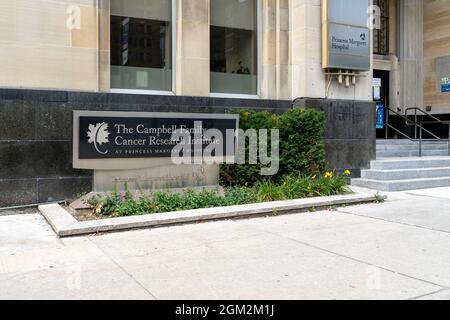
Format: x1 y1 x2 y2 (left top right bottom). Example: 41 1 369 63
361 167 450 181
351 176 450 192
376 139 449 146
376 144 449 151
376 150 449 158
370 157 450 170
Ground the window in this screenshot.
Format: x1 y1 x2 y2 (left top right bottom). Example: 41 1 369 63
210 0 258 95
110 0 172 92
373 0 389 55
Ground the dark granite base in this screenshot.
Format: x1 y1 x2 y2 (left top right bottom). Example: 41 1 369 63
293 98 376 175
0 88 291 207
1 89 380 206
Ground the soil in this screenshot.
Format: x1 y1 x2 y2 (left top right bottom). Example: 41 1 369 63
65 205 105 222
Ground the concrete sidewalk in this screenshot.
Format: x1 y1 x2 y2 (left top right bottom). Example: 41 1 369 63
1 189 450 300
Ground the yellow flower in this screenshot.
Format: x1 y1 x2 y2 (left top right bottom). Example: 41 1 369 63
312 175 317 180
343 170 351 176
95 204 103 214
324 172 333 178
243 111 251 117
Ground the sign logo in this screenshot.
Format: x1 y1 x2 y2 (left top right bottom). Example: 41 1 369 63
87 123 110 154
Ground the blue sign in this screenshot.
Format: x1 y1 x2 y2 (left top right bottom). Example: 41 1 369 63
442 83 450 93
376 103 384 129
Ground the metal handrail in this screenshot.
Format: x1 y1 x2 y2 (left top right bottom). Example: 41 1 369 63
405 107 442 123
384 123 415 141
404 107 450 140
383 105 449 157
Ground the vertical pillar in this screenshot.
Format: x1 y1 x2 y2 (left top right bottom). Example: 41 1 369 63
278 0 291 100
398 0 424 109
175 0 210 96
261 0 277 99
98 0 110 92
260 0 291 100
290 0 323 99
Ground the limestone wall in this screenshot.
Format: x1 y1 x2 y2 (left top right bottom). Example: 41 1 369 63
0 0 375 102
0 0 108 92
423 0 450 113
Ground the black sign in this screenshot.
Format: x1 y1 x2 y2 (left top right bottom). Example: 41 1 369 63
76 112 238 160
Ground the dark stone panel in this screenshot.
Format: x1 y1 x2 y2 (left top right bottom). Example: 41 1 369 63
294 98 376 172
22 89 68 102
68 91 109 104
295 98 376 141
35 102 74 140
0 179 37 207
0 141 88 179
0 100 36 140
70 103 113 113
33 141 87 178
0 89 25 101
37 177 92 203
107 92 170 105
0 142 37 179
324 139 375 171
103 92 291 112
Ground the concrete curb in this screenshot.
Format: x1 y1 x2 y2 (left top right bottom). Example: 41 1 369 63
39 193 385 238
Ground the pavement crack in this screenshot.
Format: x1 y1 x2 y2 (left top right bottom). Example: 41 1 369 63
408 287 450 300
86 237 158 300
236 220 447 290
277 232 445 289
337 209 450 235
404 192 450 200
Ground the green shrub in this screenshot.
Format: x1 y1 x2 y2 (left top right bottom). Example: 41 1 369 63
220 108 326 186
220 110 278 186
278 109 326 177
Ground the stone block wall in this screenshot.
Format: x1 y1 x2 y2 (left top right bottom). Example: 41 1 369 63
294 98 376 175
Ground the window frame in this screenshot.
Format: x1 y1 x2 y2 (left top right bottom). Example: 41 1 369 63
109 0 177 95
373 0 390 56
209 0 261 99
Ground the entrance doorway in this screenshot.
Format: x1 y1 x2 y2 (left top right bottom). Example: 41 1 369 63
373 70 390 139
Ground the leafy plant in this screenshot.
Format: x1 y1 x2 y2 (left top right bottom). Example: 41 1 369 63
85 173 351 217
220 108 326 186
374 192 385 203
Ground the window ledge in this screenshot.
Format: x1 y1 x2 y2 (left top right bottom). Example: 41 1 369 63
110 89 175 96
210 93 259 100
